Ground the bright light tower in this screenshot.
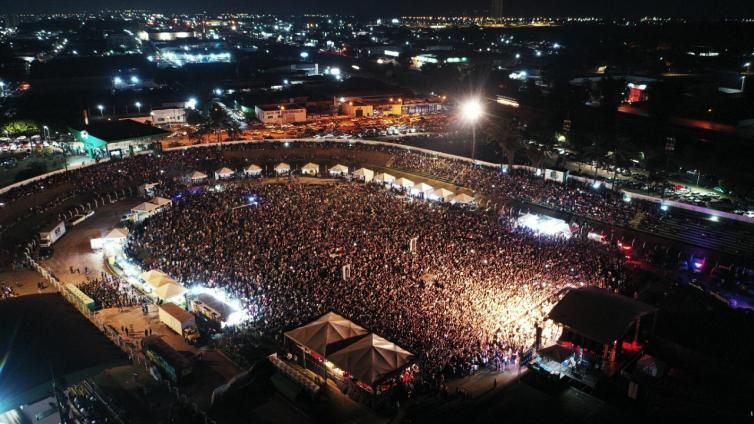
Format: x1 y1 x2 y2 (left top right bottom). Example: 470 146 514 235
43 125 49 140
135 101 142 113
461 98 484 160
97 104 104 117
186 97 198 110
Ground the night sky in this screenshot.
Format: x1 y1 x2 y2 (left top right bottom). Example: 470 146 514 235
2 0 754 18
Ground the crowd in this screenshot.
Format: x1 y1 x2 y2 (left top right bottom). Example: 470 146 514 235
127 181 627 386
78 273 146 310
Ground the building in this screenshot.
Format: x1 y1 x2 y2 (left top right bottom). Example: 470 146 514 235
255 104 307 125
68 120 170 158
338 97 404 117
150 107 187 126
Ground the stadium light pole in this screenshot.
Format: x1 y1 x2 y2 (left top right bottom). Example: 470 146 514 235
461 98 484 161
97 104 104 117
135 101 142 113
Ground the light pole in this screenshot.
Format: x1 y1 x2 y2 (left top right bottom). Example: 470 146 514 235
461 98 484 160
135 101 142 113
97 104 104 117
0 81 5 97
43 125 49 141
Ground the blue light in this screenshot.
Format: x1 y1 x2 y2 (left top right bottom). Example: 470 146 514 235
300 51 309 59
592 181 602 189
113 76 123 84
130 75 139 84
660 204 669 211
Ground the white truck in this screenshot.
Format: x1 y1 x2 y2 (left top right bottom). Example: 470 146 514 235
158 303 200 344
39 221 66 247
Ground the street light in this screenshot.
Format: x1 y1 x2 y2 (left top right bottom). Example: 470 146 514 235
97 104 104 117
43 125 49 140
460 98 484 160
135 101 142 113
186 98 198 110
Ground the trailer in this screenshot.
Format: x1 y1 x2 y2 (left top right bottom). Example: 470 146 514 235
39 221 66 247
158 303 199 344
142 336 193 384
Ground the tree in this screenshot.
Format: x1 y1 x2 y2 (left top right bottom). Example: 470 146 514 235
2 120 40 137
483 112 522 167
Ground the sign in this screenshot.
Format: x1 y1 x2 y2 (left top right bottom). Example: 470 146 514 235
544 169 567 183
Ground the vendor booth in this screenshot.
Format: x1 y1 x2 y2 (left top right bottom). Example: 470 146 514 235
275 162 291 175
328 164 349 177
215 167 235 179
373 173 395 184
244 164 263 176
301 162 320 176
352 168 374 183
429 188 454 202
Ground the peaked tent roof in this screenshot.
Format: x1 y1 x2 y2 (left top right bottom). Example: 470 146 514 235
132 202 160 213
275 162 291 171
104 227 129 239
548 287 657 345
353 168 373 176
245 164 262 172
284 312 368 356
154 281 187 300
431 188 454 199
327 333 414 386
374 173 395 183
329 164 349 173
394 177 414 188
452 193 475 204
141 269 176 290
191 170 208 180
414 182 434 192
217 167 235 176
302 162 319 171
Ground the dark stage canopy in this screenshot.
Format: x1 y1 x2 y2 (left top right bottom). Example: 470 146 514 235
547 287 657 345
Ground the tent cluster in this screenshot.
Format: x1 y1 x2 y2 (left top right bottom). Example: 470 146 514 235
130 196 173 220
284 312 413 389
141 269 187 302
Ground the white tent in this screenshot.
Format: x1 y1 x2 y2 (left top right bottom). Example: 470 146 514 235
352 168 374 183
138 182 160 197
190 171 208 181
412 182 434 196
301 162 320 176
394 177 415 190
284 312 369 356
154 281 187 301
90 227 129 250
275 162 291 174
215 167 235 179
149 197 172 207
328 164 349 176
131 202 160 214
516 213 572 239
451 193 476 205
374 173 396 184
244 164 262 176
141 269 176 291
429 188 454 201
327 333 414 386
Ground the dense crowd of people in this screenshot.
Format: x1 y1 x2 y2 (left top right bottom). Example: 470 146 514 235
127 181 627 385
78 273 146 310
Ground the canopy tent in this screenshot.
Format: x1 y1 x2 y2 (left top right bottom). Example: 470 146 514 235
104 227 129 239
412 182 434 196
215 167 235 179
149 197 172 207
352 168 374 183
284 312 368 357
131 202 160 214
138 182 160 197
301 162 320 176
394 177 414 189
373 173 395 184
190 171 208 181
275 162 291 174
141 269 177 291
450 193 475 205
429 188 454 201
154 281 187 301
90 227 129 250
328 164 349 176
327 333 414 386
244 164 263 176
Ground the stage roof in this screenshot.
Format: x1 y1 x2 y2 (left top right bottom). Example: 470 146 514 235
547 287 657 345
284 312 368 357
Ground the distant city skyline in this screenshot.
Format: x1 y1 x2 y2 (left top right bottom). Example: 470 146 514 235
3 0 754 18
